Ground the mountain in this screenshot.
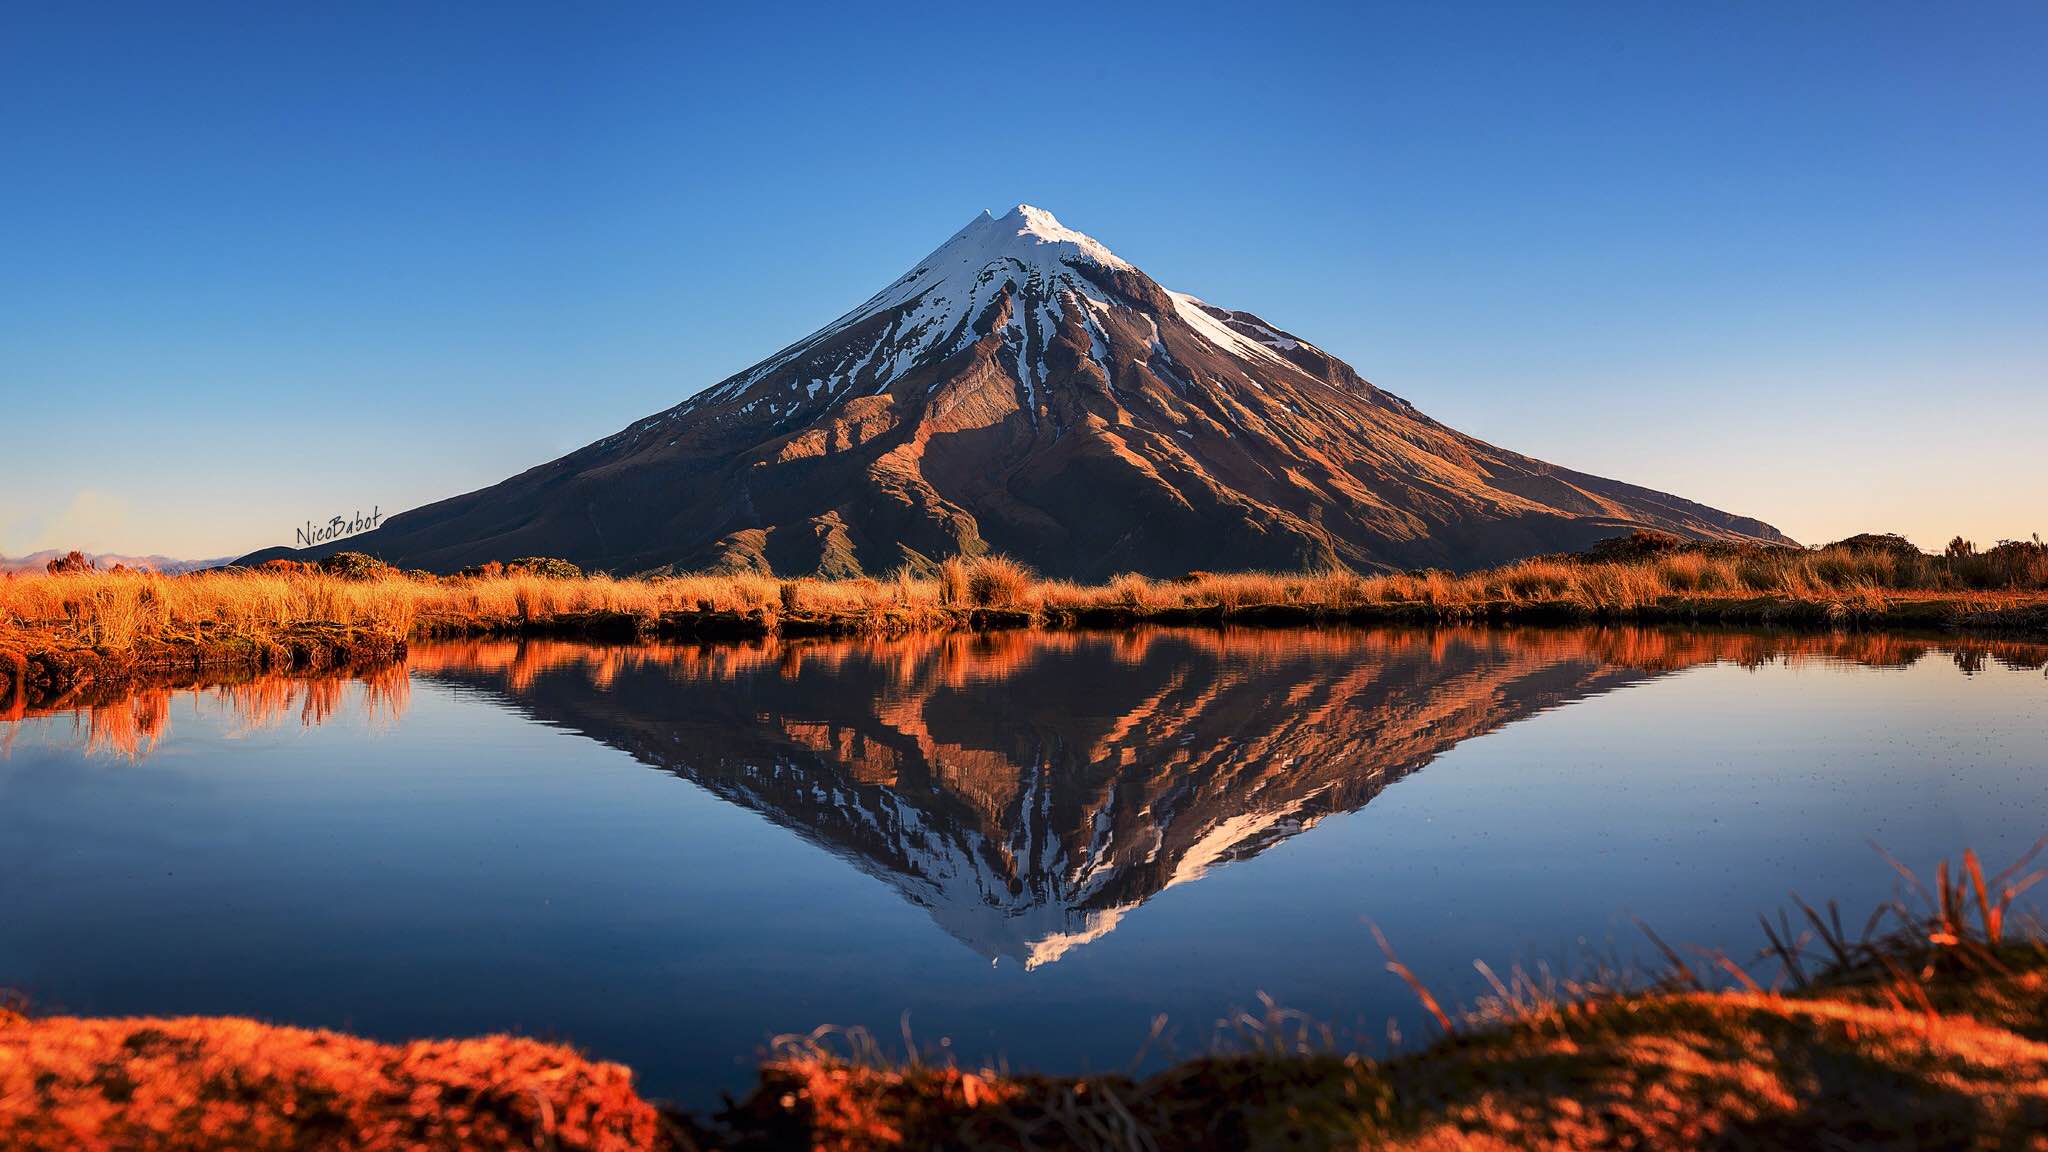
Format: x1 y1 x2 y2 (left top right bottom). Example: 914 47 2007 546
0 550 234 574
241 205 1791 577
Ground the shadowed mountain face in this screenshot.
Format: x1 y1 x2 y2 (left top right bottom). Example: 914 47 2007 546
241 206 1790 578
402 627 1937 967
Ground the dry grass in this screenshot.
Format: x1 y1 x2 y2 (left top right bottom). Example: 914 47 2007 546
0 1013 658 1152
0 568 756 654
5 537 2048 670
0 568 422 651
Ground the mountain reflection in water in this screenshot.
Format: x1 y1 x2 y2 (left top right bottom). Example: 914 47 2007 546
420 629 1657 967
16 627 2044 968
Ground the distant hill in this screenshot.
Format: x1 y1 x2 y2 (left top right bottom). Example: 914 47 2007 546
241 204 1792 577
0 550 235 574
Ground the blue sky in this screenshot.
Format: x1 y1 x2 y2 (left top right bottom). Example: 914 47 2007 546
3 1 2043 558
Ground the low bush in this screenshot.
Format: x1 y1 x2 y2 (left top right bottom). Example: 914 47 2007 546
319 552 392 581
507 556 583 579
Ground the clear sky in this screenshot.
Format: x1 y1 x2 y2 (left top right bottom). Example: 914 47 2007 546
3 1 2043 559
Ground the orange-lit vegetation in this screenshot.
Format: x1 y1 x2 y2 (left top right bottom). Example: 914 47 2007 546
4 846 2044 1150
0 1009 658 1152
7 533 2048 706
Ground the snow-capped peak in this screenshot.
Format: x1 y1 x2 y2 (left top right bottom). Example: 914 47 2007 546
684 203 1316 420
905 202 1132 287
697 204 1137 409
986 203 1132 270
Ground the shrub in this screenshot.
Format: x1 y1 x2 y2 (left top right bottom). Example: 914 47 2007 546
508 556 583 579
318 552 391 580
1963 538 2048 590
1584 529 1687 563
1825 533 1924 559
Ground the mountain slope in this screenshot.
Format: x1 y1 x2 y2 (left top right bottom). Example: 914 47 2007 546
243 205 1791 577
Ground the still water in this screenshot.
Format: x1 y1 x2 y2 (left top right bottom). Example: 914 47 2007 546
2 627 2045 1103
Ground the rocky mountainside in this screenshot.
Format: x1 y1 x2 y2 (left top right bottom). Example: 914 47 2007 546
244 205 1791 577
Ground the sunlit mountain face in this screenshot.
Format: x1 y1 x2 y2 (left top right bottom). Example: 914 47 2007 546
394 627 2046 967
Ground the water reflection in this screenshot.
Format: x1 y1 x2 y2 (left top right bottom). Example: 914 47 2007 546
7 624 2048 1104
0 663 409 761
398 627 2045 967
11 628 2044 969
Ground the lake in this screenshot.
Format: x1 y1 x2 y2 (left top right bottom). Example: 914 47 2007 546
2 626 2044 1105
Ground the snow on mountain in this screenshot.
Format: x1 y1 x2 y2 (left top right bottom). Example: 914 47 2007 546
688 205 1138 419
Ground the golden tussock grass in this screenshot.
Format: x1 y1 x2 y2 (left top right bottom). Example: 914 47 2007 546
5 538 2048 671
0 568 425 652
0 1011 659 1152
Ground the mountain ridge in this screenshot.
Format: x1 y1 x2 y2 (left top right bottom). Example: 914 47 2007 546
241 205 1792 577
1 550 235 574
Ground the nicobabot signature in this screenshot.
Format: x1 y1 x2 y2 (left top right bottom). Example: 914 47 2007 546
295 507 382 547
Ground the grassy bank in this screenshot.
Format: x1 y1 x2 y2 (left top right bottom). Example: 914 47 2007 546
4 847 2043 1150
0 1009 660 1152
708 844 2048 1149
6 533 2048 706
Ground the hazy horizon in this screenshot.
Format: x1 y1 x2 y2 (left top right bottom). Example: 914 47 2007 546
5 2 2043 560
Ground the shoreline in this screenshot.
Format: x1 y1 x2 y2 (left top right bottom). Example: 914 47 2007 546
8 536 2048 709
422 590 2048 639
1 625 406 713
6 591 2048 710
